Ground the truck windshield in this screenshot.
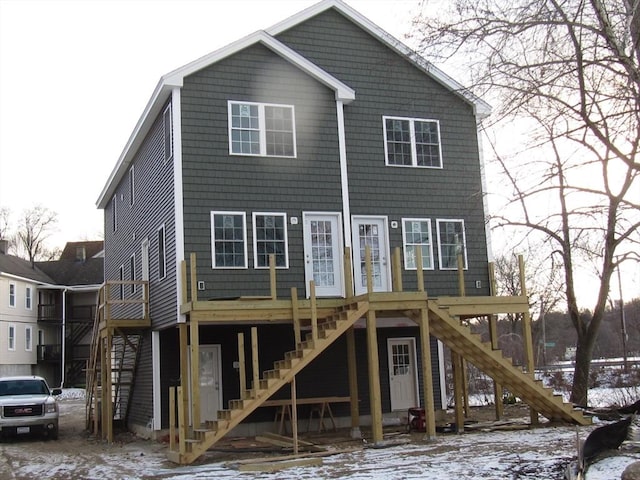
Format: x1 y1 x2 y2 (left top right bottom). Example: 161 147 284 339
0 380 49 396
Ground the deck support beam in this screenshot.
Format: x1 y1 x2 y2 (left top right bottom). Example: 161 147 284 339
190 317 201 428
519 255 539 425
346 327 361 438
364 246 383 444
488 262 503 420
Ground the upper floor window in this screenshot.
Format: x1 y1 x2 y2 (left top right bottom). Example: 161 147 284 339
211 212 247 269
9 283 16 307
164 104 173 162
112 195 117 232
253 213 288 268
436 219 467 270
25 286 32 310
402 219 434 270
129 166 135 206
8 324 15 351
383 116 442 168
228 101 296 157
25 326 32 352
158 225 166 279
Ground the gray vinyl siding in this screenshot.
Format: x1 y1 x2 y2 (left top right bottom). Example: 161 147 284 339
276 9 490 296
180 43 342 298
127 330 153 428
104 102 177 331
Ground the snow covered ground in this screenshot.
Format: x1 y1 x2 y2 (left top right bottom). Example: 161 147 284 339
2 386 639 479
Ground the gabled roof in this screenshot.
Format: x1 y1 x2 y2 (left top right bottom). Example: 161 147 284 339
59 241 104 261
35 258 103 287
0 254 55 285
96 0 490 209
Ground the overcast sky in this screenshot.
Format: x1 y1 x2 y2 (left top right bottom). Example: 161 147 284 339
0 0 422 247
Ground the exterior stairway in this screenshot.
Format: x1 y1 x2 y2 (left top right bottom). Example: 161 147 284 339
166 300 369 465
425 298 590 425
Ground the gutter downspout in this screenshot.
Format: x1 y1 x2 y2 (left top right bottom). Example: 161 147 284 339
60 288 67 389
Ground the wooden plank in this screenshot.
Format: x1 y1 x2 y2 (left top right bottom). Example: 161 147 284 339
237 457 322 472
180 260 187 304
238 333 246 399
251 327 259 391
178 323 189 437
366 307 383 444
346 327 360 435
177 386 186 455
519 254 538 426
291 376 298 456
418 306 436 439
190 253 198 303
344 246 353 298
457 253 466 296
416 246 425 293
190 317 200 428
291 288 301 346
269 254 277 300
262 396 351 407
310 282 317 344
392 247 403 292
169 386 176 451
488 262 503 421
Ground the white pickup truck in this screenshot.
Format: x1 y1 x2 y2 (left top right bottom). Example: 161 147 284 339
0 375 61 439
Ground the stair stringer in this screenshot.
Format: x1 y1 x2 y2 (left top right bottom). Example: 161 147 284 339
424 300 590 426
167 300 369 465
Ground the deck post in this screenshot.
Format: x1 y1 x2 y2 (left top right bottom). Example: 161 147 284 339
105 329 114 442
392 247 403 292
269 254 277 300
190 253 198 303
518 255 539 425
291 376 299 456
238 333 246 399
457 253 470 418
178 323 189 429
310 281 318 344
251 327 259 392
346 328 361 438
344 246 353 297
190 317 201 428
416 248 436 439
177 386 186 455
169 386 176 451
291 288 301 346
365 245 383 444
488 262 504 420
452 351 465 433
180 260 187 304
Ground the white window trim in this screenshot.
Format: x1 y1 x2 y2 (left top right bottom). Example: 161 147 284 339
164 104 173 163
25 326 32 352
401 218 434 270
211 211 247 269
112 195 117 232
8 324 15 351
158 224 167 280
252 212 289 269
383 115 443 168
436 218 468 270
129 165 135 206
9 282 16 308
130 253 136 294
25 286 32 310
228 101 297 158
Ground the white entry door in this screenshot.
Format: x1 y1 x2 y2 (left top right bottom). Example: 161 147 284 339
303 213 344 297
198 345 222 423
388 338 419 411
352 217 390 295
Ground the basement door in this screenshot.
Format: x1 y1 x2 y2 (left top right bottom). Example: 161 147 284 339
302 213 344 297
197 345 223 423
352 216 391 295
388 338 419 411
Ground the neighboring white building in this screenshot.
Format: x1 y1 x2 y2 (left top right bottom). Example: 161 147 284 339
0 239 55 377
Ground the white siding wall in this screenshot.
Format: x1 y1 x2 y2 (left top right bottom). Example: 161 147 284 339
0 276 39 369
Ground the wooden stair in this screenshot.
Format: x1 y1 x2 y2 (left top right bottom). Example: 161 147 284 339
425 299 590 425
167 300 369 465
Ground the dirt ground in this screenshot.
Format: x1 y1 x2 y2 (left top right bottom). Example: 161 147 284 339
0 397 624 480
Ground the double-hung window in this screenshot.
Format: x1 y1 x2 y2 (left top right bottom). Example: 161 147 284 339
211 212 247 268
228 101 296 157
25 286 32 310
8 324 15 351
402 219 434 270
436 219 467 270
9 283 16 308
253 213 288 268
383 116 442 168
25 326 32 352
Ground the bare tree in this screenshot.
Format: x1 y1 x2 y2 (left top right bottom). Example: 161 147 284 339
15 206 58 265
412 0 640 406
0 207 9 241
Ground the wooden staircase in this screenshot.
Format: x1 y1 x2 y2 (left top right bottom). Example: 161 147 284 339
167 300 369 465
424 298 589 425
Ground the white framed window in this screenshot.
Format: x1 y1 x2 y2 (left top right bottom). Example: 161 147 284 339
130 253 136 294
164 104 173 162
129 166 135 206
25 326 32 352
383 116 442 168
402 219 434 270
119 265 125 300
25 286 32 310
253 213 289 269
38 329 44 347
157 224 166 279
8 324 15 351
228 101 296 157
211 212 247 269
436 219 468 270
9 282 16 308
112 195 117 232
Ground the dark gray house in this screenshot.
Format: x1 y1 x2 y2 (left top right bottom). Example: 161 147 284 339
94 0 585 463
